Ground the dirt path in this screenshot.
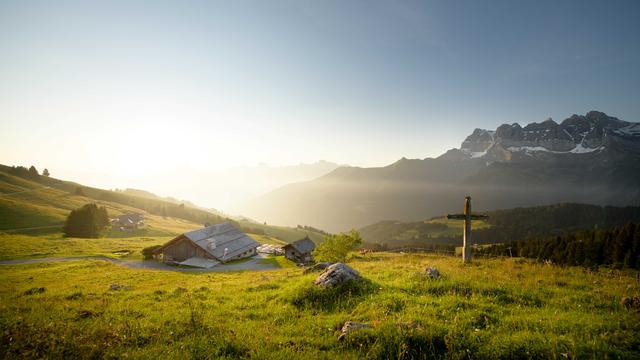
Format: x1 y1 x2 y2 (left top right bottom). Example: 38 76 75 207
0 254 280 273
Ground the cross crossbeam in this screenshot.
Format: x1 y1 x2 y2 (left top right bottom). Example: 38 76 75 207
446 196 488 263
447 214 488 220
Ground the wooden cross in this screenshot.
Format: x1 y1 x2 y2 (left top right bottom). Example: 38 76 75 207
447 196 488 263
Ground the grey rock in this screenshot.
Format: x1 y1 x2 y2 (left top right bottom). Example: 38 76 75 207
621 296 640 310
338 321 371 341
109 283 131 291
314 263 361 288
424 266 441 279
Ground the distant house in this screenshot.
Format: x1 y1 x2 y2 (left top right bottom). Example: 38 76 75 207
152 222 259 268
283 236 316 263
111 213 145 231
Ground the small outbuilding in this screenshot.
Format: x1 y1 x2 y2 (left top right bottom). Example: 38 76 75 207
111 213 145 231
152 222 259 267
283 236 316 263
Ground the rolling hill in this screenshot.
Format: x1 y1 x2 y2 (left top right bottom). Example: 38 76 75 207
0 165 326 243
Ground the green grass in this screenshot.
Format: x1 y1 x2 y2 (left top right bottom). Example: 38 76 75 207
258 255 297 268
1 249 638 359
249 234 289 246
0 233 172 260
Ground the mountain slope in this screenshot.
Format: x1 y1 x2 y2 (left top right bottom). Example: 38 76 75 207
0 166 327 243
243 111 640 232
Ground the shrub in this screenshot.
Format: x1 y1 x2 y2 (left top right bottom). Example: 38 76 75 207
313 230 363 263
63 203 109 238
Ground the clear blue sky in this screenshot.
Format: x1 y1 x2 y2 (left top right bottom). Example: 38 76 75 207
1 0 639 199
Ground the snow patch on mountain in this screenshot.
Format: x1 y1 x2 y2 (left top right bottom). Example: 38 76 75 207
569 144 604 154
614 124 640 137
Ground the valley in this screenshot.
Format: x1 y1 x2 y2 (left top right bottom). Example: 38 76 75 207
243 111 640 232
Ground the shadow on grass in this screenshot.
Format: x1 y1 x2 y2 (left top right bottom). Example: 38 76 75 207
342 323 448 360
406 275 544 307
285 278 378 312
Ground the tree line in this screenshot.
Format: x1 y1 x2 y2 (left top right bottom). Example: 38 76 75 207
473 203 640 245
477 222 640 269
5 165 50 180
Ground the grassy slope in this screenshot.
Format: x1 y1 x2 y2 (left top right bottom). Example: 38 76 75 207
0 253 638 358
0 169 325 243
0 233 171 260
360 217 490 245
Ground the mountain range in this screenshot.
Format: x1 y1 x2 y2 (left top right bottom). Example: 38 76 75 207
242 111 640 232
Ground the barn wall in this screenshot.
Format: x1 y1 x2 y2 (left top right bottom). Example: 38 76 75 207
163 237 209 262
285 248 301 261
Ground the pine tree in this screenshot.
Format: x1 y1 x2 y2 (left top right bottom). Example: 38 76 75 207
42 168 50 177
28 166 39 179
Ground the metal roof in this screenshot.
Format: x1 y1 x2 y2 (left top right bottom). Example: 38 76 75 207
114 213 144 223
285 237 315 254
184 222 259 261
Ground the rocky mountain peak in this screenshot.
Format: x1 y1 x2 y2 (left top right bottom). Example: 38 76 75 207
454 111 638 160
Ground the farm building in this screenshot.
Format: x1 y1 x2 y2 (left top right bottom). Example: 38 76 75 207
153 222 259 268
283 236 316 263
111 213 145 231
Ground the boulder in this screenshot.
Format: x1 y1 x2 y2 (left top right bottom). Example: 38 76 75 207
314 263 361 288
109 283 131 291
424 266 441 279
338 321 371 341
621 296 640 310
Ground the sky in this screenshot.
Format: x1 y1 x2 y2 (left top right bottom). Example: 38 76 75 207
1 0 639 209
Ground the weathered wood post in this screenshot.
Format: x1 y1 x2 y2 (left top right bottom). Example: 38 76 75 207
463 196 472 263
447 196 487 263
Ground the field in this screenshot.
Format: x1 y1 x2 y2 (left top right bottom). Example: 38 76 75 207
1 244 639 359
1 168 639 358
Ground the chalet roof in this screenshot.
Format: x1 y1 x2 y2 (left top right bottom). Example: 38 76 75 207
284 236 315 254
114 213 144 223
184 222 259 260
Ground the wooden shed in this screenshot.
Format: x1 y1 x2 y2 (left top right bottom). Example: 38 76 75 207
153 222 259 267
283 236 316 263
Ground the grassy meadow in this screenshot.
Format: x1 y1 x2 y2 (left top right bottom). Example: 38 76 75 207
1 248 639 359
1 169 639 358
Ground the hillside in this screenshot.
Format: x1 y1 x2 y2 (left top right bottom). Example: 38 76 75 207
243 111 640 232
0 165 325 243
359 203 640 248
0 170 205 236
